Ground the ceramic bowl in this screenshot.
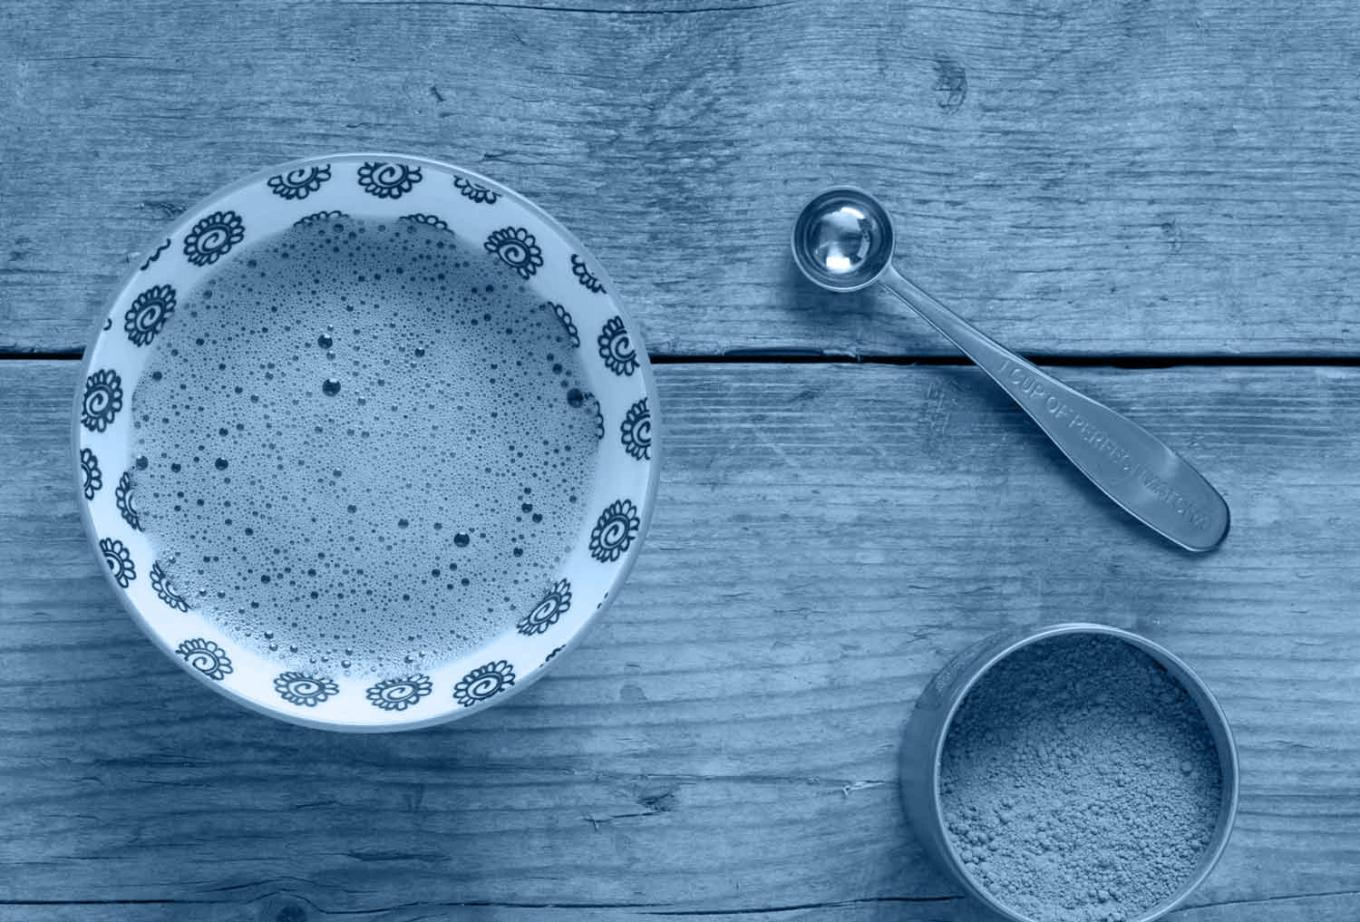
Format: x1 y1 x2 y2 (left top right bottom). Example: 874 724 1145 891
73 153 660 731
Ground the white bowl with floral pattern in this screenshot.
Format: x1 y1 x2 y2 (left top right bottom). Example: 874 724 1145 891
74 153 659 731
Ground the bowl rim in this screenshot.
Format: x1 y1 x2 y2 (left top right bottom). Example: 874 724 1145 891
925 622 1240 922
71 151 663 732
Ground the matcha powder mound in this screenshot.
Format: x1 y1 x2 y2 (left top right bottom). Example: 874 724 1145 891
939 634 1223 922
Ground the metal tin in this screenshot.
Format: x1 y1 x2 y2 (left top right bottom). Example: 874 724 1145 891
900 623 1240 922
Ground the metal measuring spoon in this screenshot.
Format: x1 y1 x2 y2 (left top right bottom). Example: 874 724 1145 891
791 188 1230 552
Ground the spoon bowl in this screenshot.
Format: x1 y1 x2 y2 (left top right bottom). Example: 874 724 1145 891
791 187 895 292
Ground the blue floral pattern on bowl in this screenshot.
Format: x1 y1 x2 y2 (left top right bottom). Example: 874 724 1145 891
571 254 606 294
183 211 245 266
585 391 604 440
177 638 233 680
124 285 176 347
115 470 141 531
546 301 579 347
295 210 347 227
453 175 499 203
597 317 638 376
81 369 123 432
366 675 433 711
150 561 190 612
99 537 135 588
80 448 102 500
400 213 451 232
139 238 170 272
275 672 339 707
267 164 331 200
621 397 651 461
454 660 516 707
518 578 572 636
76 154 657 731
589 499 640 563
358 162 422 199
484 226 544 279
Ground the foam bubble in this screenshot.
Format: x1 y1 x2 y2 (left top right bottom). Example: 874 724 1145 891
130 216 598 675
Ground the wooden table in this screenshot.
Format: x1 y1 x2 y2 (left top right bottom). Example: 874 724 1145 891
4 1 1359 919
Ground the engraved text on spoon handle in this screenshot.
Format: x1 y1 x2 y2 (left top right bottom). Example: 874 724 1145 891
878 267 1229 552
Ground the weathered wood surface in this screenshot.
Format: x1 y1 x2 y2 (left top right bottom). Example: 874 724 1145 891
6 0 1360 916
6 0 1360 357
2 361 1359 920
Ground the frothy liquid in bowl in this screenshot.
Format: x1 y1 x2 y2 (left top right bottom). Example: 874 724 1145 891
131 217 597 675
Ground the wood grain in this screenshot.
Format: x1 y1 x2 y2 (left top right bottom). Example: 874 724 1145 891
2 360 1359 920
6 0 1360 356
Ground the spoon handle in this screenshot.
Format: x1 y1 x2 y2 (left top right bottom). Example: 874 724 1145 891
878 266 1230 552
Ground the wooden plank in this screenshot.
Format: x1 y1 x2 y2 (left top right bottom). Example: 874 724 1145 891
6 0 1360 357
2 894 1360 922
2 359 1359 918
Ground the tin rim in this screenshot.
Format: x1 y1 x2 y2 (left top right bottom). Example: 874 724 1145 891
926 623 1240 922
